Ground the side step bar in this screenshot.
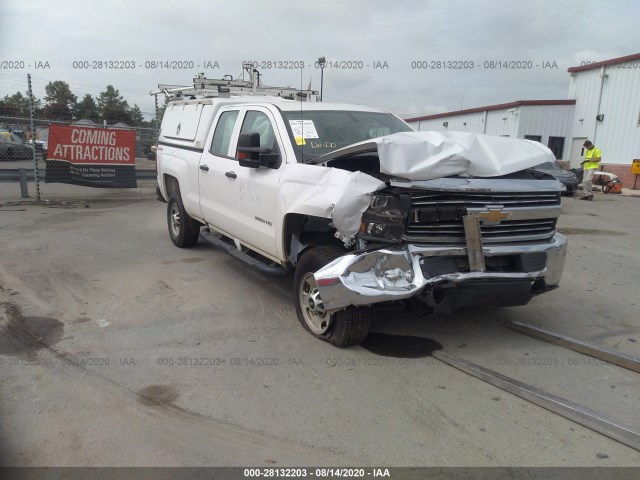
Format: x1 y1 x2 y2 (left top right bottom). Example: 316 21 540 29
200 230 287 277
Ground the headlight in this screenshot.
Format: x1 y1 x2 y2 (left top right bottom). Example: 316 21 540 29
358 193 410 243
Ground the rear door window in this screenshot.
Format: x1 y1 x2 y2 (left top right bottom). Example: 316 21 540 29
209 110 239 157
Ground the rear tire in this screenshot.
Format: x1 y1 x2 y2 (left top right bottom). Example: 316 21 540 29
294 246 370 347
167 193 200 247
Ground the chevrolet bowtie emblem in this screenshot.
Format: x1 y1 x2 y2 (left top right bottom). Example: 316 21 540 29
477 208 512 224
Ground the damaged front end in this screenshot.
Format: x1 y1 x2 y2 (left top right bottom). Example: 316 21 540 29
314 234 567 314
311 131 568 314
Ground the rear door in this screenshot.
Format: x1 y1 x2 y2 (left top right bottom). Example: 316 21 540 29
198 108 241 236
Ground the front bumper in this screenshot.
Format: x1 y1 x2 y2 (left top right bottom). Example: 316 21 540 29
314 233 567 312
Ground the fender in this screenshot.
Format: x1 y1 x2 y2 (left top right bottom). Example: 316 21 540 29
157 145 204 222
276 163 385 260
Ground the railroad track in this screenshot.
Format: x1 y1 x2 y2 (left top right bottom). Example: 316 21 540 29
432 321 640 452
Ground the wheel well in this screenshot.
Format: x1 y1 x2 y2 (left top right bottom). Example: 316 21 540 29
164 175 180 197
283 213 345 264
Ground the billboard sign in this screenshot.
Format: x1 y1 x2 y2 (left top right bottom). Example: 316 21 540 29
45 125 136 188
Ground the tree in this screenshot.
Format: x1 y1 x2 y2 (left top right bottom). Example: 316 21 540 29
97 85 131 125
0 92 40 118
43 81 77 121
128 104 145 127
150 96 169 131
74 94 100 123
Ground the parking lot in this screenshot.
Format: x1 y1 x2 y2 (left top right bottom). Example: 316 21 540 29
0 192 639 467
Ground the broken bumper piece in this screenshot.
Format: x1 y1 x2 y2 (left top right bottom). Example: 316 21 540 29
314 233 567 312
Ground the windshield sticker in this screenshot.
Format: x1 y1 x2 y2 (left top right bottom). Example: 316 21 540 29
289 120 319 139
310 141 337 149
295 136 306 146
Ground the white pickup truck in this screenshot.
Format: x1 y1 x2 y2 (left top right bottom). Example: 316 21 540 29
154 74 567 347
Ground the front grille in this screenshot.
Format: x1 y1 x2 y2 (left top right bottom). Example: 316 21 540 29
404 190 560 243
409 191 560 209
405 218 557 243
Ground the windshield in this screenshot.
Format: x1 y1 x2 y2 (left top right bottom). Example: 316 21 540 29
282 110 412 162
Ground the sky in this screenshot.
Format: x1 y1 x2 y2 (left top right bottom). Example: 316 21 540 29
1 0 639 120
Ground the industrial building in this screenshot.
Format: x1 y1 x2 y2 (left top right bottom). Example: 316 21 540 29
405 53 640 187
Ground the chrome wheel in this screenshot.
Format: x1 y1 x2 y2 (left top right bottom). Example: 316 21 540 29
170 202 181 238
298 272 331 334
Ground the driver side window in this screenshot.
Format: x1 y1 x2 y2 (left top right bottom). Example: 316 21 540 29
240 111 276 149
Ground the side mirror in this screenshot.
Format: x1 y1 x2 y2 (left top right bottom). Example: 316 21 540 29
237 132 279 168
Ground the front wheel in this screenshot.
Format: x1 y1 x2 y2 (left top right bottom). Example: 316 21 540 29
294 246 370 347
167 193 200 247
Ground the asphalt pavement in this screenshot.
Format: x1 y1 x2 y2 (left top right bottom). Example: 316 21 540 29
0 192 638 467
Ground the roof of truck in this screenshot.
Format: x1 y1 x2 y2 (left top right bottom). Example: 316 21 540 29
169 95 390 114
274 101 390 113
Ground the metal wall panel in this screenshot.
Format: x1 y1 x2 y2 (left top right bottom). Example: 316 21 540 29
409 112 486 133
569 64 640 165
407 106 574 151
517 105 574 159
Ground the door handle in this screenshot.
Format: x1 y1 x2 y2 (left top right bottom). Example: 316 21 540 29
225 171 237 179
199 164 209 171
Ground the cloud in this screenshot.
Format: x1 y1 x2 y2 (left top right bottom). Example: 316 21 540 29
1 0 639 119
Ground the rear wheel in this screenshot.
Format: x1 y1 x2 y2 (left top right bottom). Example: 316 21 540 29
167 193 200 247
294 246 370 347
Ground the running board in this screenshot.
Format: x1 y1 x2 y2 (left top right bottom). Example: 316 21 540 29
200 230 287 277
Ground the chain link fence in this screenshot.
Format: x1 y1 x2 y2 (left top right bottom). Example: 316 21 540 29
0 76 158 204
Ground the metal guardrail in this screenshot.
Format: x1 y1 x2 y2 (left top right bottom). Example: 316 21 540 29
0 168 157 181
0 168 157 199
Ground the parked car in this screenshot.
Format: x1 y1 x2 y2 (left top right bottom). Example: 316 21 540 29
27 128 48 160
0 131 34 161
532 161 578 196
141 141 157 161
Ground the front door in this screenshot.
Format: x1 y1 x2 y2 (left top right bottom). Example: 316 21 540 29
199 106 284 259
228 108 284 258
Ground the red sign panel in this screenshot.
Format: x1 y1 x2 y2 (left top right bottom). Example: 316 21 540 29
48 125 135 164
46 125 137 188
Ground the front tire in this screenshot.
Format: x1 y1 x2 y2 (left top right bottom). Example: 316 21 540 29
167 193 200 247
294 246 370 347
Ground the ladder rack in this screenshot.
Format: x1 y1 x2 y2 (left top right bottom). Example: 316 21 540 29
150 63 319 101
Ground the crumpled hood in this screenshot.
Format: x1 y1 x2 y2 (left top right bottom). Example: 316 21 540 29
313 131 556 181
312 131 558 243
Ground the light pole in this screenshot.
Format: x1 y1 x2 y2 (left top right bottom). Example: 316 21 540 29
317 56 326 101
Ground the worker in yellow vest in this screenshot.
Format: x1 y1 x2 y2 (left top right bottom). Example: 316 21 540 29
580 140 601 200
